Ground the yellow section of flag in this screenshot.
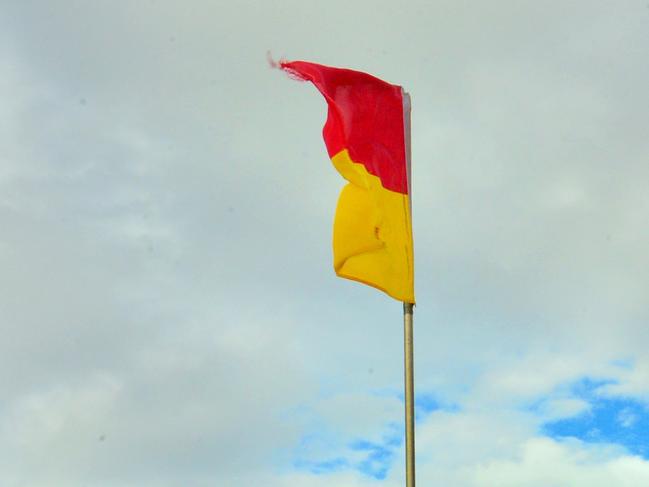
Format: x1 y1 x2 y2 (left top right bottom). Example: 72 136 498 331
331 149 415 303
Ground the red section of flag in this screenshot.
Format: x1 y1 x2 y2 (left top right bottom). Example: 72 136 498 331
280 60 408 195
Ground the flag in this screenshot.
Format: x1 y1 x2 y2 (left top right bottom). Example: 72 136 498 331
281 60 415 303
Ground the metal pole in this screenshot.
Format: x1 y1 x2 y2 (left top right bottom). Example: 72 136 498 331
403 302 415 487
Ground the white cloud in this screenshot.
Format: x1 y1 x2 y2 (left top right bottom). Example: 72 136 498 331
537 397 591 422
600 360 649 404
617 408 638 429
471 438 649 487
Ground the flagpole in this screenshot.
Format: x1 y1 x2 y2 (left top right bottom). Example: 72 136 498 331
400 87 415 487
403 302 416 487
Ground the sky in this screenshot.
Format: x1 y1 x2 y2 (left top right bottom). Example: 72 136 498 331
1 1 649 486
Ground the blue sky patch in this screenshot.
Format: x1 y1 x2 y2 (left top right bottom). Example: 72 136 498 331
542 378 649 458
293 457 349 475
293 422 402 480
395 391 459 422
292 390 456 479
349 432 400 480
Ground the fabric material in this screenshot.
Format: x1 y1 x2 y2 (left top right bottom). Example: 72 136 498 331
281 60 415 303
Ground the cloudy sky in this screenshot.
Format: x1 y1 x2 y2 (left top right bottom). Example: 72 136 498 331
1 1 649 485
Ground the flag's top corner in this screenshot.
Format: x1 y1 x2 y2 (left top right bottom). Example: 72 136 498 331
278 59 404 91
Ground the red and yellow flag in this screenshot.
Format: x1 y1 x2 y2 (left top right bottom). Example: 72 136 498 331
281 60 415 303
